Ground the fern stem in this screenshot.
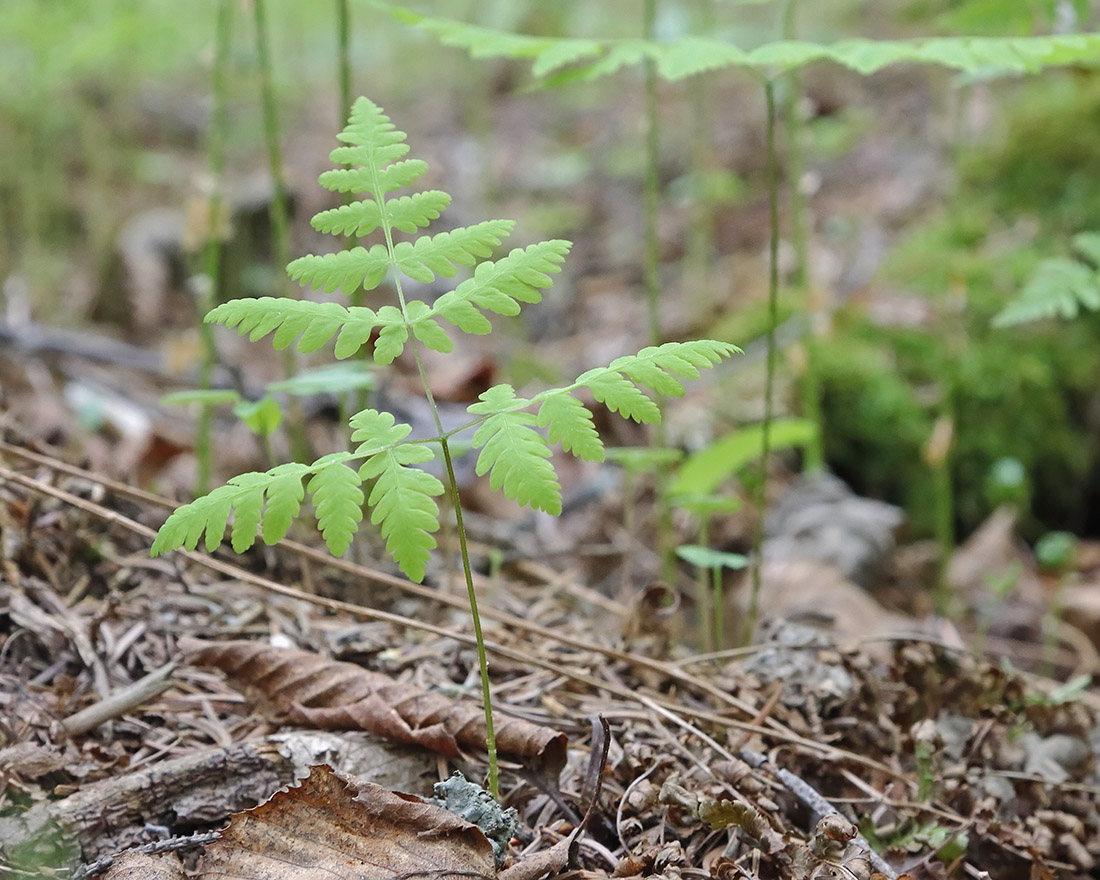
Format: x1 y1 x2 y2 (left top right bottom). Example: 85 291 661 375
743 80 781 647
438 435 499 797
379 179 501 799
780 0 824 474
194 0 235 496
642 0 675 585
252 0 308 462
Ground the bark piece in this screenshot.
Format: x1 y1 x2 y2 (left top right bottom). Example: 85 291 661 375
180 638 567 780
0 741 295 867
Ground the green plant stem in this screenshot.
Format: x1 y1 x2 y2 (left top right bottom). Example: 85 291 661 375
711 564 724 651
642 0 674 584
780 0 824 473
381 196 499 799
195 0 235 496
252 0 308 462
744 80 782 647
336 0 352 125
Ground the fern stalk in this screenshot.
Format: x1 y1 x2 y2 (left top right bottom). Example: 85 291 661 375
743 81 782 647
642 0 676 584
252 0 308 462
194 0 235 495
780 0 824 474
376 152 502 796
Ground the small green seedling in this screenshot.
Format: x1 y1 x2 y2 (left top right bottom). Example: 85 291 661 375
151 98 739 793
675 544 747 651
673 492 741 650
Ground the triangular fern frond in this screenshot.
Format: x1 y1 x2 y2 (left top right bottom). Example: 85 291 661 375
469 385 561 515
329 96 411 169
391 220 514 283
287 245 391 294
431 241 571 335
306 454 365 557
311 191 451 237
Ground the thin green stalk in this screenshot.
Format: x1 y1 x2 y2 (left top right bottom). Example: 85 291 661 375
195 0 234 495
381 192 499 798
711 564 724 651
642 0 674 583
252 0 308 462
780 0 824 473
743 81 781 647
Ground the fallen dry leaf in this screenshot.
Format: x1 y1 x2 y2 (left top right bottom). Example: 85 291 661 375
201 764 496 880
180 638 568 780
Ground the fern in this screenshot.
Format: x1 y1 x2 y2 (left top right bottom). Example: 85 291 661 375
382 5 1100 80
993 232 1100 327
153 98 738 588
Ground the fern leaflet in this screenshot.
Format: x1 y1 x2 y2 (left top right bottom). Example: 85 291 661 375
311 191 451 236
537 392 603 462
351 409 444 582
431 241 571 334
306 454 365 557
469 386 561 514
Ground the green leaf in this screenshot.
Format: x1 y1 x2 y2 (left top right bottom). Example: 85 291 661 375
1072 231 1100 268
993 256 1100 327
582 371 661 423
672 418 819 496
266 363 376 396
330 96 410 169
537 393 603 462
359 449 443 583
233 396 282 437
307 455 365 556
207 298 364 354
469 385 560 514
349 408 442 582
287 246 391 295
262 463 310 544
431 240 571 334
334 307 384 359
160 389 241 407
676 544 748 571
383 6 1100 80
392 220 514 283
311 190 451 237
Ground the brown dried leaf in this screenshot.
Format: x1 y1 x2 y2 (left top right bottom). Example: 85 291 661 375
104 850 186 880
180 639 567 779
201 764 496 880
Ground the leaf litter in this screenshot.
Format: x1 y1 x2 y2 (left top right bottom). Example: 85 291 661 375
3 425 1100 880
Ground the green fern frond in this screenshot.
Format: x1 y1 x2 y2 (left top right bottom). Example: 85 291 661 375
306 454 365 557
391 220 514 283
206 298 366 354
537 393 603 462
287 245 391 294
993 256 1100 327
150 460 322 557
330 96 411 168
319 159 429 196
350 408 443 582
575 340 740 424
431 241 571 334
469 386 561 514
383 6 1100 80
311 191 451 237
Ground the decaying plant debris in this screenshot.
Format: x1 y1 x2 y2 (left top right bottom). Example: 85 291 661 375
3 431 1100 880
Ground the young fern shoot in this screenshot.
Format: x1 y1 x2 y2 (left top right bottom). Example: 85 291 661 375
151 97 739 793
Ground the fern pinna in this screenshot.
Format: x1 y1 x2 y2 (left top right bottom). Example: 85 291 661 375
151 98 739 582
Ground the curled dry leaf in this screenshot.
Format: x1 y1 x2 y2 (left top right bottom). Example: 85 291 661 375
201 764 496 880
179 638 567 780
